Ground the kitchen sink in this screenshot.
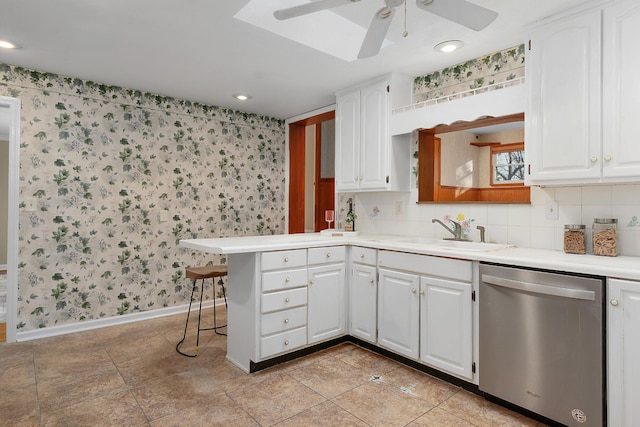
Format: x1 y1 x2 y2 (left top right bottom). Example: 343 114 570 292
390 237 442 245
434 240 513 251
389 237 512 251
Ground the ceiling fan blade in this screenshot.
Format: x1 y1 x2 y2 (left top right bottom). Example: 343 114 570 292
358 6 395 58
274 0 361 20
416 0 498 31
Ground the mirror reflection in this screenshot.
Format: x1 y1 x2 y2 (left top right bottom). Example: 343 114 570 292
418 113 529 203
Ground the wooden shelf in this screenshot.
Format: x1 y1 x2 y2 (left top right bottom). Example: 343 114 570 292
470 142 500 147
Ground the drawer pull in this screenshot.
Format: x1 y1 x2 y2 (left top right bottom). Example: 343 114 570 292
611 299 619 306
369 278 374 284
309 279 314 285
284 257 289 263
284 340 290 346
284 318 289 324
420 290 425 295
360 253 365 258
411 288 417 294
285 297 290 303
285 277 290 283
326 253 331 258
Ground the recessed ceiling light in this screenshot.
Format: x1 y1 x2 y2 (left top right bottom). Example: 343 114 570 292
434 40 464 53
0 40 19 49
233 94 251 101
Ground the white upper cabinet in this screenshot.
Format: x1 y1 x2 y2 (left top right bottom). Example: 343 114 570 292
526 0 640 185
602 0 640 179
335 74 412 192
335 90 361 190
526 8 602 184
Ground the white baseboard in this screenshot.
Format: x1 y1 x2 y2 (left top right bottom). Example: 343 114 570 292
15 298 226 342
0 264 7 271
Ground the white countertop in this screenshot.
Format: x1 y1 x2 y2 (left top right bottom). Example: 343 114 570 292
179 233 640 281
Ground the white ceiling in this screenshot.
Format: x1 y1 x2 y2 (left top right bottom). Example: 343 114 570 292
0 0 587 120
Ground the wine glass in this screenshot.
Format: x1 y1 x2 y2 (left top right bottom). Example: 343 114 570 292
324 210 335 229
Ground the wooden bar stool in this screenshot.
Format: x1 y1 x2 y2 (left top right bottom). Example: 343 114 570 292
176 265 228 357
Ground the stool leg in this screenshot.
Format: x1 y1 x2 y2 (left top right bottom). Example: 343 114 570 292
214 277 227 336
195 278 206 354
176 279 198 357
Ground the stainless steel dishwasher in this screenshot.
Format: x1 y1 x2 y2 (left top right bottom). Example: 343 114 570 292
479 263 605 426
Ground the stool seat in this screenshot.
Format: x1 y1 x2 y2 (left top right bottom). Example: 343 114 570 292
186 265 228 280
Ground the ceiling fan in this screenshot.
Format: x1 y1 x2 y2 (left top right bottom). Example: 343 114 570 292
273 0 498 59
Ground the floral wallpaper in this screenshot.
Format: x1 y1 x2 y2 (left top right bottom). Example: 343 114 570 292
413 44 525 103
0 63 286 331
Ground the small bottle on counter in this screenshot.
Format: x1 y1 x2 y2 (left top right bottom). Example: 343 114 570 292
564 224 586 254
592 218 617 257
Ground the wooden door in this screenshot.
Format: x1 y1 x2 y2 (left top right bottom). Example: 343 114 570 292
288 111 335 234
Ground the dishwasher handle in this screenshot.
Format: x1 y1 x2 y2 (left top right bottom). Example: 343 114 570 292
481 274 596 301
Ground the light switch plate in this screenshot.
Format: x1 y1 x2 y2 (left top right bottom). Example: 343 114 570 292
25 198 37 211
395 201 403 216
544 201 559 220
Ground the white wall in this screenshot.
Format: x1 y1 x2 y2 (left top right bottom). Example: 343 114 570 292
353 184 640 257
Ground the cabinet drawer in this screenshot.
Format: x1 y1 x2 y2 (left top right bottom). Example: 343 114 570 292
260 327 307 359
351 246 377 266
378 250 472 282
261 306 307 336
308 246 346 265
261 249 306 271
262 268 307 292
261 287 307 313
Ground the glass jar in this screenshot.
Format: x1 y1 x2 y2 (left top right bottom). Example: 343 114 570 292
592 218 617 257
564 224 586 254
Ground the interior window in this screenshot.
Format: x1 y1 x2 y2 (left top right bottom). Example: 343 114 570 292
490 142 524 186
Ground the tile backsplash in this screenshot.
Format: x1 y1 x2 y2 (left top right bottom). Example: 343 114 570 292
352 185 640 257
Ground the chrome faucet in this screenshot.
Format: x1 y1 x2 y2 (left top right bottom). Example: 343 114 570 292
432 219 470 241
477 225 486 243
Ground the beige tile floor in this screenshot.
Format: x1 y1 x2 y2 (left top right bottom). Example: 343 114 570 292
0 307 547 426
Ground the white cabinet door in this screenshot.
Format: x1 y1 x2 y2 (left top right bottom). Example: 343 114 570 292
307 263 346 344
349 263 377 343
608 278 640 427
378 268 419 359
359 80 387 190
419 276 473 380
602 0 640 179
526 9 602 184
335 90 361 191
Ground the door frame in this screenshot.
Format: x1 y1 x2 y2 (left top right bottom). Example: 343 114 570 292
285 105 336 234
1 96 20 343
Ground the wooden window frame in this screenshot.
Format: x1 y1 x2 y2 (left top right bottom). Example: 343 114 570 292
490 142 525 187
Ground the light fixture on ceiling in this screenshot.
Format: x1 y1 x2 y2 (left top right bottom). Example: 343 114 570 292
434 40 464 53
0 39 19 49
233 94 251 101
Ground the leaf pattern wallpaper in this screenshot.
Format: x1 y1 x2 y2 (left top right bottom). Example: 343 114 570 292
0 63 286 332
413 44 525 103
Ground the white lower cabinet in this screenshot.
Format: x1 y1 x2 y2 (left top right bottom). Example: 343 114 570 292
419 276 473 380
608 278 640 427
377 250 474 380
349 246 378 343
307 246 346 344
228 245 474 381
378 268 421 359
226 246 346 372
259 249 309 360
